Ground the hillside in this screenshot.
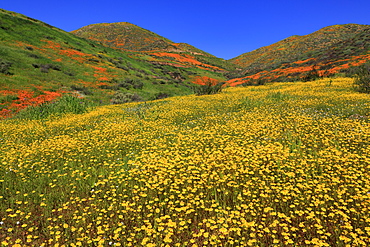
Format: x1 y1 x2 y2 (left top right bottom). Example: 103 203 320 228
72 22 238 73
0 9 229 119
2 8 370 118
228 24 370 85
72 22 175 51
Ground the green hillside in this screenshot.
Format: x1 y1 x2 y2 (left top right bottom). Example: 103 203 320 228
2 8 370 118
71 22 175 51
72 22 238 73
228 24 370 85
0 9 229 119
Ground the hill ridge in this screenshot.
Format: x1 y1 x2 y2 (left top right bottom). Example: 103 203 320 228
0 8 230 119
228 23 370 85
1 7 370 117
71 21 236 73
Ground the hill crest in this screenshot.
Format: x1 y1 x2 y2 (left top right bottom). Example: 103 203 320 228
72 22 236 73
228 24 370 85
0 9 231 119
1 7 370 118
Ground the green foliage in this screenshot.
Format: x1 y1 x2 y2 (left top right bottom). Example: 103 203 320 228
0 94 18 104
0 58 12 75
230 24 370 81
154 92 170 100
266 91 293 101
224 69 244 79
241 78 268 86
0 8 231 115
233 96 264 111
32 63 61 73
353 63 370 93
15 95 96 119
192 82 225 96
119 78 144 90
302 65 321 82
111 92 143 104
70 85 93 95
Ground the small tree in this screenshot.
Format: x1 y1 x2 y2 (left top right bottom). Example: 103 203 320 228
191 76 225 96
302 65 321 82
354 63 370 94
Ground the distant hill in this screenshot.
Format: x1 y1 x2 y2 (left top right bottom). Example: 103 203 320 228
72 22 175 51
0 9 230 118
2 7 370 118
72 22 238 73
228 24 370 85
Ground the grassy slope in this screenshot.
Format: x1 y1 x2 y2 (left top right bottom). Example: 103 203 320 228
72 22 239 73
1 78 370 245
228 24 370 85
0 9 229 118
71 22 175 51
2 8 370 118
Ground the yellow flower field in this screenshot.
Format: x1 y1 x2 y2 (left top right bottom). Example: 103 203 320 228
1 78 370 246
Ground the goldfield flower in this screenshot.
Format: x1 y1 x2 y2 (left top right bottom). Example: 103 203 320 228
0 78 369 245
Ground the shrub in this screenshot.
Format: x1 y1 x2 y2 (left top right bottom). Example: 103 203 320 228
132 80 144 89
63 71 75 77
0 94 18 104
225 70 245 79
154 92 170 100
28 53 40 59
32 63 61 73
0 58 12 75
242 78 268 86
191 76 225 96
99 84 118 90
111 92 142 104
117 80 131 90
70 85 93 95
353 63 370 93
117 79 144 90
302 65 321 82
40 66 49 73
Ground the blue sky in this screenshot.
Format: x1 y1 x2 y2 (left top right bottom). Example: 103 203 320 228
2 0 370 59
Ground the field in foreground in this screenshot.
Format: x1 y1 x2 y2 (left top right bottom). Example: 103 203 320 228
1 78 370 246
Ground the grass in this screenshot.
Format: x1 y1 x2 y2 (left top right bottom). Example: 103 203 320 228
14 95 97 120
0 8 229 118
0 77 370 246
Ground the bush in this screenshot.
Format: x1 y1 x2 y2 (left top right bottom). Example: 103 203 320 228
70 85 93 95
0 94 18 104
225 70 244 79
63 71 75 77
242 78 268 86
32 63 61 73
192 82 225 95
111 92 142 104
132 80 144 89
302 65 321 82
354 63 370 93
28 53 40 59
154 92 170 100
117 79 144 90
0 58 12 75
191 76 225 96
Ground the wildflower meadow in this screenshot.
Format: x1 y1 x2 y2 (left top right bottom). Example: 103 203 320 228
1 78 370 246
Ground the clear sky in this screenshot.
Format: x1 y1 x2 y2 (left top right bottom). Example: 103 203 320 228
2 0 370 59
